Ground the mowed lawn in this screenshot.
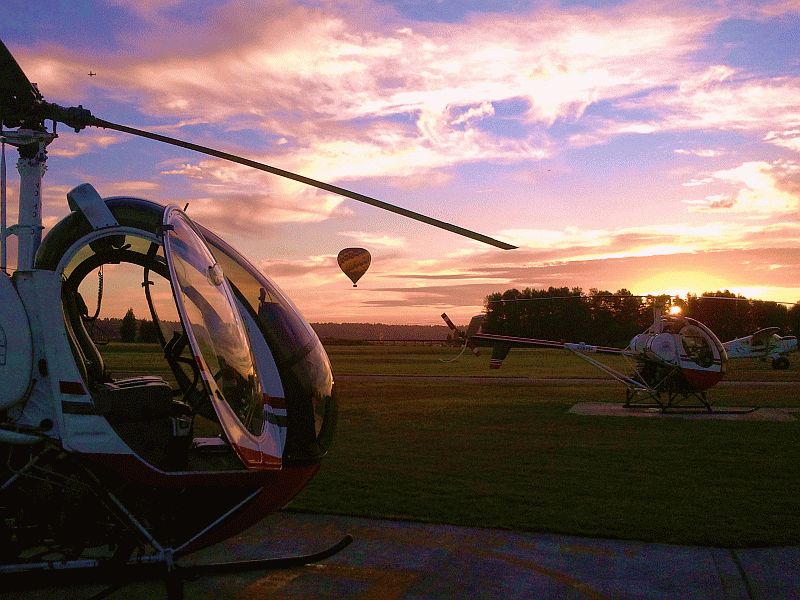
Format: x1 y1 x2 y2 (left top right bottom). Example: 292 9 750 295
103 343 800 547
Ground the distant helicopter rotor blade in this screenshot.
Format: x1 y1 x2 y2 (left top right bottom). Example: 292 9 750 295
91 118 516 250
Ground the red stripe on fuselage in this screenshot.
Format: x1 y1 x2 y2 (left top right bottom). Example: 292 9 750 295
263 394 287 409
681 368 725 391
59 381 87 395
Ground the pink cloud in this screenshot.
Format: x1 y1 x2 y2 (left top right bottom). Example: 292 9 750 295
684 160 800 214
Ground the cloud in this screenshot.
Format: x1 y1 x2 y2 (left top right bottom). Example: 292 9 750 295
567 64 800 150
6 0 800 326
105 0 186 21
180 189 348 236
683 177 715 187
338 231 406 247
323 247 800 324
9 1 738 182
496 222 744 259
101 180 161 195
397 220 800 287
615 66 800 135
157 158 351 230
745 0 800 19
684 160 800 214
674 148 723 158
47 131 124 158
765 130 800 152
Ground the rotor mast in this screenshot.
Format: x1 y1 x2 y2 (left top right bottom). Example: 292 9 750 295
0 129 55 271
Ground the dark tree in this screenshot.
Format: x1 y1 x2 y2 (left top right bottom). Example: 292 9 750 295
484 287 794 347
138 319 160 343
789 302 800 337
686 291 747 341
120 308 137 343
750 300 788 332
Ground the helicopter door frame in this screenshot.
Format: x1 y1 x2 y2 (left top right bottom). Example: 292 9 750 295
48 226 174 456
161 205 281 470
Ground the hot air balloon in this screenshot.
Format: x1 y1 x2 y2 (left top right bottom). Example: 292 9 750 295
337 248 371 287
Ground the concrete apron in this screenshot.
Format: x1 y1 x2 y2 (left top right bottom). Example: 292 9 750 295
9 512 799 599
569 402 799 421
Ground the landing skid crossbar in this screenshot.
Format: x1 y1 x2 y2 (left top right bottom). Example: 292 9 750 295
623 376 713 412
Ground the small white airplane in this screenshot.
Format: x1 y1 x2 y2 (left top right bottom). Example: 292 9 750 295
723 328 797 369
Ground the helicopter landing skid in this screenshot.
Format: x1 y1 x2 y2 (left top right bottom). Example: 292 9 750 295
622 388 761 415
2 534 354 600
624 387 714 413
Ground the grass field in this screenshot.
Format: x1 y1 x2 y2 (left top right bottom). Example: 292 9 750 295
101 341 798 382
325 343 800 382
101 342 800 547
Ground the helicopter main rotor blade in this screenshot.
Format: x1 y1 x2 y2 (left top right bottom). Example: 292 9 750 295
0 37 514 249
92 118 517 250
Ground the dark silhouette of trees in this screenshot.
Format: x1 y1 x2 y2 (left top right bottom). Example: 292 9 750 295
138 319 160 343
483 288 798 346
684 291 790 342
485 287 590 341
790 304 800 338
120 308 137 343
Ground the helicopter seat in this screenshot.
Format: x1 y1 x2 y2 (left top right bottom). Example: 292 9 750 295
94 381 190 423
62 289 192 469
63 287 111 384
62 287 172 388
94 380 192 470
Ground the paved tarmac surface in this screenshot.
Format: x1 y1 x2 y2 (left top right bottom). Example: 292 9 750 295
10 512 800 599
569 402 799 421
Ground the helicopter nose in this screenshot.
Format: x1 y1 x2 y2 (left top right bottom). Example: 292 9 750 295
281 341 338 463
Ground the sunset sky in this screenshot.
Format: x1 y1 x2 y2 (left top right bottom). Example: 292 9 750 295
3 0 800 325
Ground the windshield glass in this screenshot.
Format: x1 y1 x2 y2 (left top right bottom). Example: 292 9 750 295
164 210 264 436
680 325 714 368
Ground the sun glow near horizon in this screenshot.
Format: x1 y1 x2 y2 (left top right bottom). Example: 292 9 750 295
633 271 800 305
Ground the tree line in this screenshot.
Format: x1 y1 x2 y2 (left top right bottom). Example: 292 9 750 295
119 308 160 343
483 287 800 347
106 311 452 343
94 309 180 343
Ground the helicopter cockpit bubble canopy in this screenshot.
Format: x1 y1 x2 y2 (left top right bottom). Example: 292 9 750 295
35 192 335 467
163 206 276 468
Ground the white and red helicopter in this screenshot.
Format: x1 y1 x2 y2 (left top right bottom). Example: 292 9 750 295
0 38 513 596
442 299 783 412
